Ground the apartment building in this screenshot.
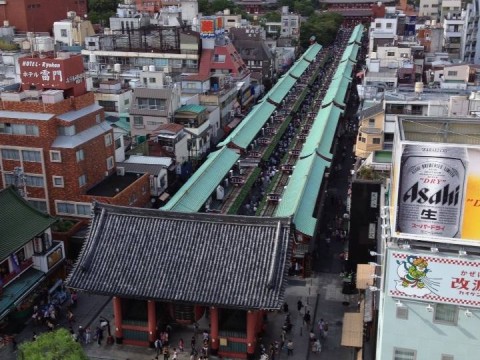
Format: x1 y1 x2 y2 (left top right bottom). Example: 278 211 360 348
0 54 150 218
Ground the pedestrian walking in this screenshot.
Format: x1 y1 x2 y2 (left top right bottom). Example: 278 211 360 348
297 299 303 313
163 346 170 360
85 327 92 344
155 337 162 359
172 347 178 360
95 326 103 346
190 335 196 349
303 310 311 326
178 338 184 352
313 338 322 354
286 339 294 356
323 322 329 338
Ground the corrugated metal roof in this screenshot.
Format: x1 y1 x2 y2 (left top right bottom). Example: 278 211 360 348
176 104 207 114
322 75 350 107
51 122 112 148
67 203 292 310
57 104 103 122
117 162 165 175
0 187 56 261
0 111 54 121
218 101 276 149
124 155 173 167
348 24 364 45
162 147 240 212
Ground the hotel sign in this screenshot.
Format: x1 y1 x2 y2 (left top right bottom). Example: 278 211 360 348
387 250 480 307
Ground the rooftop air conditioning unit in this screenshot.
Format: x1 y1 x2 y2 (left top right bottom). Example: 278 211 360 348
117 167 125 176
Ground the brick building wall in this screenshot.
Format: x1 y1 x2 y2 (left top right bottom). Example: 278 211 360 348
0 0 87 33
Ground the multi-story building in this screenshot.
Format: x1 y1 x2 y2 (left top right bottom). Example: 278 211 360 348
443 10 465 60
129 69 182 140
0 186 66 322
463 0 480 64
53 11 95 48
0 54 150 218
374 115 480 360
0 0 87 33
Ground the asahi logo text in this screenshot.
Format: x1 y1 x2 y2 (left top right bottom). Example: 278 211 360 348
402 183 460 206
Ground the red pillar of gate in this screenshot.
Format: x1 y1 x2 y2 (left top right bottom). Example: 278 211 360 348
147 300 156 347
210 306 219 355
113 296 123 344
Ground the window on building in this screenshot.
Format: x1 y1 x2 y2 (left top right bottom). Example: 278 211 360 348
149 77 156 83
7 124 40 136
58 125 76 136
53 176 64 187
434 304 458 325
147 121 159 126
57 202 76 214
1 148 20 160
22 150 42 162
136 98 166 111
441 355 454 360
376 23 381 28
373 138 381 144
4 173 15 185
76 204 91 216
387 51 395 56
106 156 114 170
368 118 375 126
28 200 48 213
105 133 113 147
25 175 44 187
394 348 416 360
447 71 458 76
50 150 62 162
124 99 129 105
76 149 84 162
386 23 392 28
133 116 144 127
60 29 67 37
114 138 123 151
78 174 87 187
396 306 408 320
98 101 116 112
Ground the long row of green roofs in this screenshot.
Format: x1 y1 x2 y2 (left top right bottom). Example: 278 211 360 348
274 24 364 237
162 43 323 212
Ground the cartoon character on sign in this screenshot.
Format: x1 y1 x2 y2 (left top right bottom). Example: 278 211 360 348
395 255 440 296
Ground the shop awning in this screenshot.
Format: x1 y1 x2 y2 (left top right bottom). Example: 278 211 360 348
341 312 364 348
356 264 375 290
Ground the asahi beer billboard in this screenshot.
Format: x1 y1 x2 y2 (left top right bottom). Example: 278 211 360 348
387 250 480 307
393 143 480 241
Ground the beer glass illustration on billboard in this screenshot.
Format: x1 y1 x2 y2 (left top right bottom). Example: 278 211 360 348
462 148 480 239
396 145 467 238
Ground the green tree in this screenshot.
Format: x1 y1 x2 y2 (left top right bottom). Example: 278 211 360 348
299 12 343 49
293 0 314 16
18 328 88 360
88 0 121 25
262 11 281 22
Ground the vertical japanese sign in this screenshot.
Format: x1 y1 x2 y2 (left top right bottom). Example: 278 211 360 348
392 142 480 241
387 250 480 307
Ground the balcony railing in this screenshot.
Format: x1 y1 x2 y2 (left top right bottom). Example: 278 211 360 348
386 108 423 115
0 258 33 287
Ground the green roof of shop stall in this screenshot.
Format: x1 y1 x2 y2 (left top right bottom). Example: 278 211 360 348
303 43 322 62
217 100 276 149
0 187 56 262
161 147 240 212
0 267 45 319
289 59 310 79
176 104 207 114
301 103 343 158
275 155 330 236
348 24 364 45
333 61 354 81
341 43 360 64
322 75 350 107
269 75 297 104
316 104 343 158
